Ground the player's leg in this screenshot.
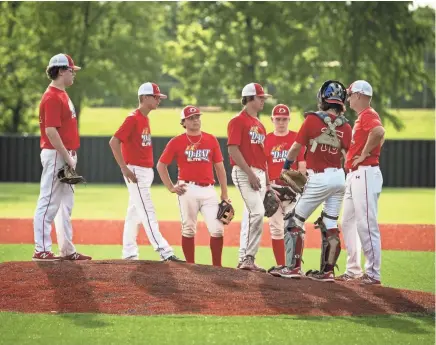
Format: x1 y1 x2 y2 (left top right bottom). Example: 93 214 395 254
352 167 383 284
199 186 224 267
177 184 200 263
307 169 346 282
232 166 266 272
268 201 287 266
33 150 66 260
277 173 329 278
238 205 249 266
337 172 363 280
122 195 141 259
127 166 178 261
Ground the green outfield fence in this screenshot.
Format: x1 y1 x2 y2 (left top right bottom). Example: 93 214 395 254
0 135 434 187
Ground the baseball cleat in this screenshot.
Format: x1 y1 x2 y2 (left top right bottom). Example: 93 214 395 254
335 273 363 282
306 270 335 282
32 251 61 261
360 274 381 286
123 255 139 260
272 266 305 279
163 255 185 262
239 255 266 273
62 252 92 260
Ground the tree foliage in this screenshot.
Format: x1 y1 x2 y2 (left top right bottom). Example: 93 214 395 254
0 1 167 133
0 1 434 133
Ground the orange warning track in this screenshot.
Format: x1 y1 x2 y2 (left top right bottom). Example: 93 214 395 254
0 219 433 251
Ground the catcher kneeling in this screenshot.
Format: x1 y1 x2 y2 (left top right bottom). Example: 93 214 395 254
268 80 352 282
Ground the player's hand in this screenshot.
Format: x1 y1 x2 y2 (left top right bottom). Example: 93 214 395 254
121 166 137 183
248 171 261 191
66 157 77 170
220 194 230 203
351 153 368 167
171 183 187 196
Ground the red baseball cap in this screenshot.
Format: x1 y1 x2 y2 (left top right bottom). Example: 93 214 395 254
137 82 167 99
48 53 81 70
180 105 202 120
241 83 271 97
272 104 290 118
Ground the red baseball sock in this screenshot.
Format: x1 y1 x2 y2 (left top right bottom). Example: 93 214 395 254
210 236 223 267
182 236 195 263
272 238 285 266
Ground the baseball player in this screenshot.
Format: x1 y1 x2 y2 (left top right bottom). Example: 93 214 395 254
33 53 91 261
336 80 385 285
228 83 272 272
269 80 352 282
156 106 229 266
264 104 306 265
239 104 306 266
109 82 183 262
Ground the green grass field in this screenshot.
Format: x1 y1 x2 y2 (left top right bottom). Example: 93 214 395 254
0 183 434 224
0 312 433 345
0 183 434 345
75 107 435 139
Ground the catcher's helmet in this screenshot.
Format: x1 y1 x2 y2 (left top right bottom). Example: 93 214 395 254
317 80 347 105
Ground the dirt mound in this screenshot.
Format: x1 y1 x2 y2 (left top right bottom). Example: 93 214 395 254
0 261 434 316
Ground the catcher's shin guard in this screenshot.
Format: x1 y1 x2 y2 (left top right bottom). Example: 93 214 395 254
284 211 305 268
315 212 341 272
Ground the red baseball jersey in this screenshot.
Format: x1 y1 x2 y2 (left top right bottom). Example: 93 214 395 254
159 132 223 185
295 114 352 171
346 107 383 170
227 110 267 171
264 131 305 181
114 109 153 168
39 86 79 150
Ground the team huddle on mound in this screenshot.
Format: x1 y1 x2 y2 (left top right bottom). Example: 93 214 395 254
32 53 385 286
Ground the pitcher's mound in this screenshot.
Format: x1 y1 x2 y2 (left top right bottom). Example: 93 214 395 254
0 261 434 316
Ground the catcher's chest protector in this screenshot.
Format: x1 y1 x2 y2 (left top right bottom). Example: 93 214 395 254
306 112 347 153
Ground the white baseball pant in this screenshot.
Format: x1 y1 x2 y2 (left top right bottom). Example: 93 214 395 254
177 182 224 238
122 165 174 260
34 149 77 255
341 165 383 281
232 166 267 259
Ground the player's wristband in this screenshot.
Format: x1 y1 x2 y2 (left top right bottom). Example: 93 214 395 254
283 159 294 170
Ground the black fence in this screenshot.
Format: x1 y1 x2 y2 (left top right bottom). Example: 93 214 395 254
0 135 434 187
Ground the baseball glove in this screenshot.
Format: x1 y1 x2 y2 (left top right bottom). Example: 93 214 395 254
264 190 279 217
217 200 235 225
279 169 307 194
57 165 86 185
272 185 297 202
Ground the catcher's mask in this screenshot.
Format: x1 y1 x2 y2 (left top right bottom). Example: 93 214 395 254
317 80 347 105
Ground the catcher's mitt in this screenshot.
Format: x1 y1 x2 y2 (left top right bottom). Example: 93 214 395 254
217 200 235 225
272 185 297 202
279 169 307 194
57 165 86 185
264 190 279 217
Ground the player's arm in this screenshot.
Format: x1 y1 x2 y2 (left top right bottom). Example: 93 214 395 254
228 145 261 191
109 136 137 183
361 126 385 157
156 161 186 196
227 145 252 175
283 142 303 169
45 127 75 168
213 162 229 201
297 160 307 175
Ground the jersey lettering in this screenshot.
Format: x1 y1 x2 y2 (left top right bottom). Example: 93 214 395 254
185 144 211 162
249 126 265 145
141 128 152 147
270 144 288 163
